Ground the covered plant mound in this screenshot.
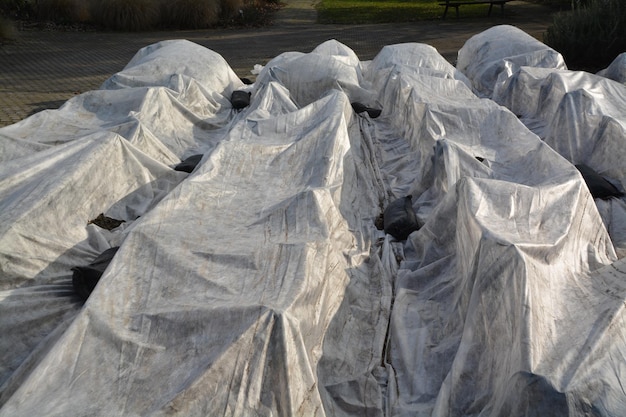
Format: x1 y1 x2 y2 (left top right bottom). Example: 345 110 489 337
1 32 626 416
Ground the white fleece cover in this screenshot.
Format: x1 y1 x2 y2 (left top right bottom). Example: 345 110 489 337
598 52 626 85
457 23 626 258
1 32 626 417
457 25 567 98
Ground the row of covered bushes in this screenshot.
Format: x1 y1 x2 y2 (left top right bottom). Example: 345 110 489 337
0 0 278 31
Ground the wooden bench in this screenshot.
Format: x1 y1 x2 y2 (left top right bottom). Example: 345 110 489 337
439 0 510 19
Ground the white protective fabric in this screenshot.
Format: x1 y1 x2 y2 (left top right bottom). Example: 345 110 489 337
457 25 567 98
464 28 626 258
1 34 626 417
598 52 626 85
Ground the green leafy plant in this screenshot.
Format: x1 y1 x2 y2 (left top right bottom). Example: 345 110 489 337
544 0 626 71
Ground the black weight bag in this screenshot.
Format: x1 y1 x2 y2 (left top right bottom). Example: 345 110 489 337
383 196 420 241
231 90 251 109
575 164 624 200
174 154 203 173
72 247 120 302
351 102 382 119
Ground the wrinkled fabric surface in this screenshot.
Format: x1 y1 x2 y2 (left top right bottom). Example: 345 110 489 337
1 30 626 416
477 43 626 258
598 52 626 85
457 25 567 98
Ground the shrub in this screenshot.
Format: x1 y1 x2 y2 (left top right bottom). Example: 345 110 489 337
162 0 220 29
38 0 90 23
236 0 280 26
0 16 17 40
220 0 244 22
90 0 159 31
0 0 34 19
1 0 274 30
544 0 626 71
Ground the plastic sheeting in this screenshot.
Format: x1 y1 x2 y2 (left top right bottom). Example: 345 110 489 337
1 31 626 416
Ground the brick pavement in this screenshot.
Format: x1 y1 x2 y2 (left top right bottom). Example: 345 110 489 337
0 1 555 127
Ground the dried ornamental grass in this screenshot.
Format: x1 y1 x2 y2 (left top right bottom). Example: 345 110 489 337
91 0 160 31
38 0 90 23
164 0 221 29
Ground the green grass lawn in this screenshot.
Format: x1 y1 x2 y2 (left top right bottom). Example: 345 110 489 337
316 0 496 23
